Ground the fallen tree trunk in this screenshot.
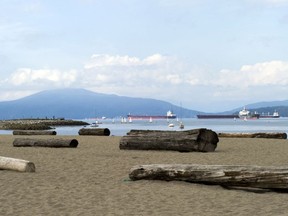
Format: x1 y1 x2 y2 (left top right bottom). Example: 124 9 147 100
13 130 57 135
78 128 110 136
120 128 219 152
13 138 78 148
0 156 35 172
129 164 288 191
218 132 287 139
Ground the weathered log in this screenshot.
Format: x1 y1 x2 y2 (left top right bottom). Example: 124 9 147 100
13 138 78 148
0 156 35 172
13 130 57 135
120 128 219 152
129 164 288 191
218 132 287 139
78 128 110 136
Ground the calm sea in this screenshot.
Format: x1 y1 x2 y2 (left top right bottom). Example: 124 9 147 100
1 117 287 136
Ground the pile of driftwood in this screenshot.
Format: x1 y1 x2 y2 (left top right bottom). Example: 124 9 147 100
129 164 288 192
120 128 219 152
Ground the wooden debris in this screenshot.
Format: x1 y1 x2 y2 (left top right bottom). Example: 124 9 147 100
13 138 78 148
129 164 288 191
120 128 219 152
78 128 110 136
13 130 57 135
218 132 287 139
0 156 35 172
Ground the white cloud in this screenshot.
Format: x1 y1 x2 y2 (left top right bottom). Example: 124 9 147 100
9 68 77 87
2 54 288 111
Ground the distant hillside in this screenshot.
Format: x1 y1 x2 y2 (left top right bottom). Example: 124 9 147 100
0 88 201 119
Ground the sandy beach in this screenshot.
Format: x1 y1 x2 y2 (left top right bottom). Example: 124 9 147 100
1 134 288 216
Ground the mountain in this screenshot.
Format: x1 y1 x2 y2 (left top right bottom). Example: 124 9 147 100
0 88 201 119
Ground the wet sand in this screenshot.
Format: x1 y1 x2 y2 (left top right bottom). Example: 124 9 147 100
1 135 288 216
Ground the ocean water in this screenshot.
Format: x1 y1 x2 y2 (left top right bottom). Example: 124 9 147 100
1 117 287 136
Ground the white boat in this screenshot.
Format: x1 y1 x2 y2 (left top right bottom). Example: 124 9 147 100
168 123 174 127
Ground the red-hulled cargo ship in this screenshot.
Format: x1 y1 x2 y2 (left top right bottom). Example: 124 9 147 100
127 110 177 120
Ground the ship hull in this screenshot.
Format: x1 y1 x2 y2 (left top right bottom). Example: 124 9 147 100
197 115 239 119
127 115 176 120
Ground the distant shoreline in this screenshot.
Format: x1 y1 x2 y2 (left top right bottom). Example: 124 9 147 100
0 118 89 130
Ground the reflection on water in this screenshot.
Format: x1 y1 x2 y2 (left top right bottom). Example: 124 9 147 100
1 117 287 136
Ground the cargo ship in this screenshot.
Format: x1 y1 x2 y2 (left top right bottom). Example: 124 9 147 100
259 111 280 118
197 114 239 119
127 110 177 120
197 107 260 119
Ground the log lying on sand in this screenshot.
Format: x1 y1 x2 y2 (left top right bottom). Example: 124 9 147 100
78 128 110 136
129 164 288 191
120 128 219 152
13 138 78 148
218 132 287 139
0 156 35 172
13 130 57 135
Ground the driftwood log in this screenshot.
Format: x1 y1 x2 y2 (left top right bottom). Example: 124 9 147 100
13 130 57 135
218 132 287 139
0 156 35 172
129 164 288 191
120 128 219 152
13 138 78 148
78 128 110 136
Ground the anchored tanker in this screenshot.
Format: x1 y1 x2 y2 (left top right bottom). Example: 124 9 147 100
127 110 177 120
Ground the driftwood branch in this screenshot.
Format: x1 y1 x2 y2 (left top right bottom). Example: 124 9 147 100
78 128 110 136
120 128 219 152
129 164 288 191
218 132 287 139
13 130 57 135
13 138 78 148
0 156 35 172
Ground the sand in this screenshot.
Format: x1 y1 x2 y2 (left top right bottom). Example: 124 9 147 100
1 135 288 216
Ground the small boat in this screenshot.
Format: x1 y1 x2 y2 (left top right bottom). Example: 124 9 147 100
168 123 174 127
179 122 184 129
90 122 99 127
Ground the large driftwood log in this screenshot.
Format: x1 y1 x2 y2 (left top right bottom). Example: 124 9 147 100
218 132 287 139
0 156 35 172
129 164 288 191
120 128 219 152
13 138 78 148
13 130 57 135
78 128 110 136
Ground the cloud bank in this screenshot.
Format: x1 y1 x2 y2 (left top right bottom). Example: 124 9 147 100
1 54 288 111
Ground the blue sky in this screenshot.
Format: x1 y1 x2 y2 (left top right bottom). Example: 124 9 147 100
0 0 288 112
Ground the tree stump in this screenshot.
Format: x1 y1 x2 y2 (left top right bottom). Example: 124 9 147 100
0 156 35 172
13 130 57 135
129 164 288 191
218 132 287 139
13 138 78 148
120 128 219 152
78 128 110 136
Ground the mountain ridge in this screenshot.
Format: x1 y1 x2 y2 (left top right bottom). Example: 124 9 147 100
0 88 288 119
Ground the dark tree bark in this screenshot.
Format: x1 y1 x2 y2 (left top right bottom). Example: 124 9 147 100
78 128 110 136
13 138 78 148
13 130 57 135
129 164 288 191
218 132 287 139
120 128 219 152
